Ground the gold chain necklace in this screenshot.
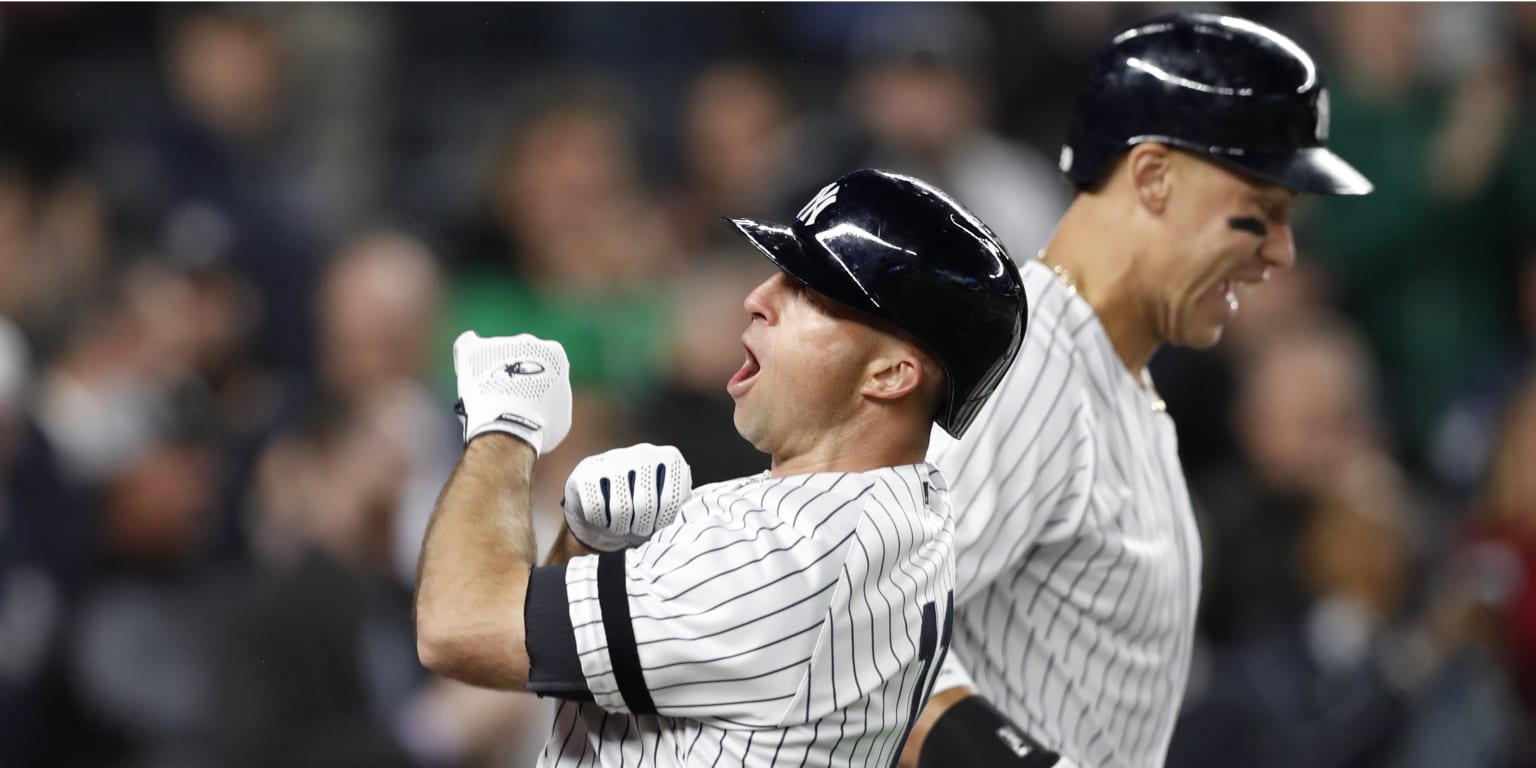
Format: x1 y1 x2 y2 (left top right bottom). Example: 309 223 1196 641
1036 250 1080 295
1036 251 1167 414
1042 260 1079 296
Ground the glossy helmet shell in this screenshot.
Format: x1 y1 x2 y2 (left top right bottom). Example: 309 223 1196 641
1061 11 1372 196
727 169 1027 438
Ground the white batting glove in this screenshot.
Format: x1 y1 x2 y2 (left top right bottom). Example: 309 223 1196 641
452 331 572 457
563 443 692 552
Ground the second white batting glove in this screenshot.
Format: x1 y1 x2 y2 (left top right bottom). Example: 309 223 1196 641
452 331 572 457
563 443 692 552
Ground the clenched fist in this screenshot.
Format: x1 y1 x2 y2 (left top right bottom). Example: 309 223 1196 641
452 331 572 456
563 443 692 552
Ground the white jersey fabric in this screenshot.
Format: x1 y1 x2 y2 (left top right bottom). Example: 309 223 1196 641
541 464 955 767
928 258 1203 768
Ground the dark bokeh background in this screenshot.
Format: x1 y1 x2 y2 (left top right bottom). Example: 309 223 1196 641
2 3 1535 766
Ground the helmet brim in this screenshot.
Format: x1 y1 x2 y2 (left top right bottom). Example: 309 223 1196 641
1218 146 1373 196
725 217 872 310
725 217 802 273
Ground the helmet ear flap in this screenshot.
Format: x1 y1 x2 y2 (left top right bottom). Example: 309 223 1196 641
1061 123 1122 193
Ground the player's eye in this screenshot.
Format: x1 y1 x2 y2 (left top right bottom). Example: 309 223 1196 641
795 283 826 310
1264 200 1291 226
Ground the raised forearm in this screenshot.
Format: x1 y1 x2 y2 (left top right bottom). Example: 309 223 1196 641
415 434 539 689
545 522 598 565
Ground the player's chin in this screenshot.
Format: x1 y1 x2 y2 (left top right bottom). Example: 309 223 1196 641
731 405 766 450
1171 320 1226 350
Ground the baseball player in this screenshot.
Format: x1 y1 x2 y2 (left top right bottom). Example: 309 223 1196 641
414 169 1029 766
900 13 1375 768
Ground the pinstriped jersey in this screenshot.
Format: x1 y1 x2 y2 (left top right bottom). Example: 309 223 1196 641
540 464 955 767
927 258 1202 768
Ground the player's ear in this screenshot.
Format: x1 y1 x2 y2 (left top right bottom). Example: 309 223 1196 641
860 342 924 403
1127 142 1173 215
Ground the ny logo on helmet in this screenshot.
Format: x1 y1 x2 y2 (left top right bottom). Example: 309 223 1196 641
797 182 839 226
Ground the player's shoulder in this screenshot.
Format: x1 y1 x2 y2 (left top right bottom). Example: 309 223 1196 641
989 259 1122 408
851 462 945 515
930 264 1104 463
690 472 768 499
686 470 883 539
1016 259 1098 364
973 261 1096 410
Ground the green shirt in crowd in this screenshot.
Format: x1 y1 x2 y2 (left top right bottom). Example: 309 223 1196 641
442 270 673 397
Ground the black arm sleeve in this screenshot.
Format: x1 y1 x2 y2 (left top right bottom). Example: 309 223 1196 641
523 564 592 700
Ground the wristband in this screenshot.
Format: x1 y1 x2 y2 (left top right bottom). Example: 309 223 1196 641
919 695 1061 768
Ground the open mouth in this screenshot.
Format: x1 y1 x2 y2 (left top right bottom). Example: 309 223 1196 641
727 342 761 396
1212 271 1266 318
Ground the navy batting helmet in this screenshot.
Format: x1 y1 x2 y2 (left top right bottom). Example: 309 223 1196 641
1061 12 1372 196
726 169 1026 438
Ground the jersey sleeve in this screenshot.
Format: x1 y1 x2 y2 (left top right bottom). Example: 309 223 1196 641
928 334 1096 605
562 498 857 726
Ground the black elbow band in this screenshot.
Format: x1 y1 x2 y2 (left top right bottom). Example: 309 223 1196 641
919 696 1061 768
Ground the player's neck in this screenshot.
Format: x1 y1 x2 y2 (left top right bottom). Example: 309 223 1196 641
768 414 929 478
1043 196 1163 374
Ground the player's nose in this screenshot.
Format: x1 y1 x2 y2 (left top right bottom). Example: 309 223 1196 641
743 274 780 323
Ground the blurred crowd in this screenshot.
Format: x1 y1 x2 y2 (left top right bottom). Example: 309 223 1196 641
1 3 1535 767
